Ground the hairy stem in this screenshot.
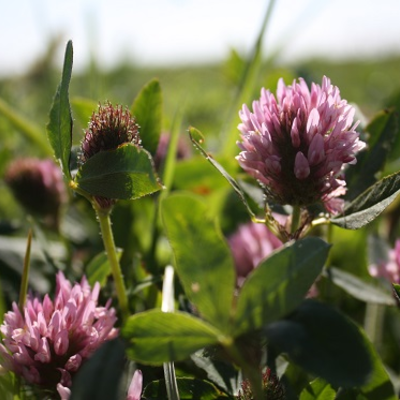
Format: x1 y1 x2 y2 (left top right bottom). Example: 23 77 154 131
95 206 129 321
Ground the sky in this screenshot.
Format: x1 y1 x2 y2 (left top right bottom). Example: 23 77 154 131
1 0 400 77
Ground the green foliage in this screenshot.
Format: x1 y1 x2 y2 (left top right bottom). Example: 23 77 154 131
346 109 398 201
233 238 330 335
332 171 400 229
264 300 373 387
122 310 221 364
70 339 126 400
75 144 163 200
46 40 73 179
162 193 235 332
299 378 336 400
86 249 122 287
130 78 163 156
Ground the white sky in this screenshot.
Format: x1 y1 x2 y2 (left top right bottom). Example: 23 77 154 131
1 0 400 77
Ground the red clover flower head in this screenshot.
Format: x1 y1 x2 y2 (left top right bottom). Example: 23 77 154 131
0 272 118 399
237 76 366 215
5 158 66 229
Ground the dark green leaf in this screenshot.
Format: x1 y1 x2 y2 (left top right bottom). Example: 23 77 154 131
233 238 330 335
161 193 235 332
264 300 372 388
323 267 395 306
332 171 400 229
86 249 122 287
75 144 163 200
299 378 336 400
131 79 162 156
144 378 229 399
346 109 398 201
189 127 256 220
70 338 125 400
122 310 221 364
46 40 73 180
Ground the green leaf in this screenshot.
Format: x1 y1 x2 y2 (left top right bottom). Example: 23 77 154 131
332 171 400 229
346 109 398 201
233 238 330 335
122 310 221 364
336 325 397 400
70 339 125 400
189 127 256 220
161 193 235 332
299 378 336 400
131 78 162 156
323 267 395 306
86 249 122 287
75 144 163 200
144 378 229 399
46 40 73 180
264 300 372 388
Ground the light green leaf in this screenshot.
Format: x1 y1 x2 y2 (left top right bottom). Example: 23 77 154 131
234 238 330 335
122 310 221 364
161 193 235 332
299 378 336 400
46 40 73 180
131 78 162 156
75 144 163 200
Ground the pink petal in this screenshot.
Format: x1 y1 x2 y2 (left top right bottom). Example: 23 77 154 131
127 370 143 400
294 152 310 180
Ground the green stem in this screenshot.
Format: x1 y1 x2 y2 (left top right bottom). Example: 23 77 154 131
224 342 263 400
291 206 301 235
95 207 129 321
18 230 32 312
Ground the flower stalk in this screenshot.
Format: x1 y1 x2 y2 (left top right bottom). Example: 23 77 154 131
95 206 130 321
18 229 32 313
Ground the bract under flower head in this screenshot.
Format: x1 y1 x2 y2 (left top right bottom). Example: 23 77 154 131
237 76 366 214
0 272 118 398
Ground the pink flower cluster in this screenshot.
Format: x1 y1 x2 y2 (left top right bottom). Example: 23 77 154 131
0 272 118 399
237 76 366 214
369 240 400 284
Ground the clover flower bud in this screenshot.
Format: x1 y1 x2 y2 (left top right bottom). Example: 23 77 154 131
5 158 66 229
237 76 366 215
80 102 141 210
236 367 285 400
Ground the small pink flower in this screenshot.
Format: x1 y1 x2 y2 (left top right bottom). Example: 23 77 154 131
0 272 118 398
237 76 366 215
369 240 400 283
